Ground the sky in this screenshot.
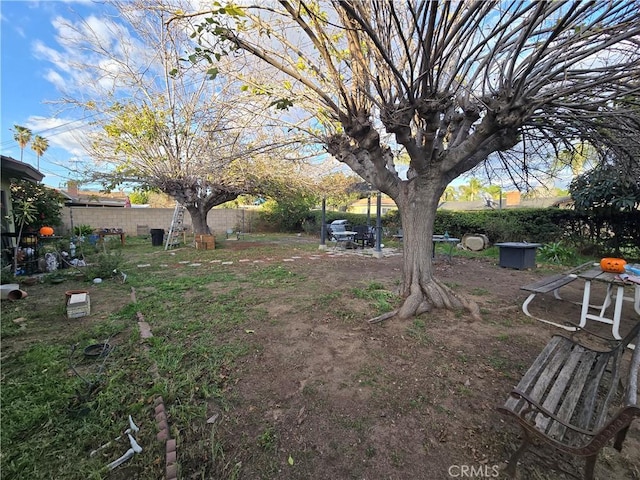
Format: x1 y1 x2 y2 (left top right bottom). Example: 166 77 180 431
0 1 580 194
1 0 102 189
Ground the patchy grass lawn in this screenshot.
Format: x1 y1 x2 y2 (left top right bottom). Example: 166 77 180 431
1 234 638 479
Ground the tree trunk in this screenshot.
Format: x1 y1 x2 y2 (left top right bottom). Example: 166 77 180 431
379 176 480 322
186 206 211 235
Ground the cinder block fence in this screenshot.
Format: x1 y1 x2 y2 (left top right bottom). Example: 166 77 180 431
59 207 256 237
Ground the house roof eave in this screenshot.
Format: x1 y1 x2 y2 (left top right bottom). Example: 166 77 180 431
1 155 44 183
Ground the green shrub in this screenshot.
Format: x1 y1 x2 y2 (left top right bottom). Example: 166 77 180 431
538 242 577 265
73 224 94 236
84 250 124 279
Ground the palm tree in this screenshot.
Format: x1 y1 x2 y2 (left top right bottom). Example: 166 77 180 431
458 178 485 201
12 125 32 163
440 185 457 202
31 135 49 171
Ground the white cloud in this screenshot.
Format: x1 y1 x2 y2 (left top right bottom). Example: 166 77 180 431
35 11 159 100
32 39 67 72
44 69 66 90
24 116 92 158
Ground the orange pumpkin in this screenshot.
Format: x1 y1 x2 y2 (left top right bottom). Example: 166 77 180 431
600 257 627 274
39 226 54 236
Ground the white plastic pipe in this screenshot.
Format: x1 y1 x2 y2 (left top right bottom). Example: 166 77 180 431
106 422 143 470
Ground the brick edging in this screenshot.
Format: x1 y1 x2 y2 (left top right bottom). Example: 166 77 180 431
155 397 177 480
132 287 177 480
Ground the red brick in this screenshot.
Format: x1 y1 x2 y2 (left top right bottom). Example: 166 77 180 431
166 438 176 453
157 420 168 433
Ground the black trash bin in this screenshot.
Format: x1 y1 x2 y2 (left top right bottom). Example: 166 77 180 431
150 229 165 246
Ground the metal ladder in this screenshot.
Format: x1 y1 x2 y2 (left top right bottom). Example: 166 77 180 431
165 203 185 250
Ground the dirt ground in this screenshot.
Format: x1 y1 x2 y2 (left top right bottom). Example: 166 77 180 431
4 237 640 480
182 239 639 480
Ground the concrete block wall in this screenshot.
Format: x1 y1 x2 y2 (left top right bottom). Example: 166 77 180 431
60 207 256 236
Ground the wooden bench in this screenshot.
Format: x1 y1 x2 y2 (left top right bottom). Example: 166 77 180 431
498 321 640 479
521 262 593 330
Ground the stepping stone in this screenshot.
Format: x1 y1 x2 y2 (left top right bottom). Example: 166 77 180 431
137 264 151 268
221 261 233 265
189 263 202 267
138 321 153 339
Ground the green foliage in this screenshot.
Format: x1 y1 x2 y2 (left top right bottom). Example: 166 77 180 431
433 208 639 258
85 250 124 280
258 427 277 451
569 164 640 257
12 199 38 231
351 283 397 314
258 195 318 232
10 180 65 229
73 224 94 236
127 190 149 204
570 163 640 213
263 198 639 258
432 208 570 243
538 242 577 265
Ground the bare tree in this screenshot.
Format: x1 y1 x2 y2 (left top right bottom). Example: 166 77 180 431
51 0 313 233
183 0 640 320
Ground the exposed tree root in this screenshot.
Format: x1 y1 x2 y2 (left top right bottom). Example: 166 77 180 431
367 278 480 323
368 310 398 324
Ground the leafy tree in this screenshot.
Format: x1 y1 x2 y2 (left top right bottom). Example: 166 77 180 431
128 190 150 205
440 185 457 203
31 135 49 171
570 164 640 214
12 125 32 163
551 142 597 178
484 186 503 201
10 180 65 230
569 160 640 254
261 195 318 232
457 178 485 202
318 172 361 211
184 1 639 320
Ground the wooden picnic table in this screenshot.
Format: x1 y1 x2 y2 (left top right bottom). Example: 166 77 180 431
97 230 126 246
577 267 640 340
